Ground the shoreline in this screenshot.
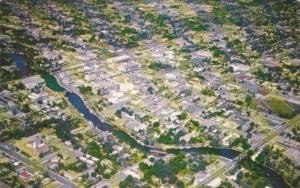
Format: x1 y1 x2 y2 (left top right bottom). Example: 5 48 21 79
46 72 241 159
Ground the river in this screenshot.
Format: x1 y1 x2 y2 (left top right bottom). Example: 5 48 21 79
42 73 240 158
11 54 28 74
241 157 290 188
42 73 290 187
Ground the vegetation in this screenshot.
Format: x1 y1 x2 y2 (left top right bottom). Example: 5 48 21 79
218 180 234 188
138 10 175 39
201 88 215 96
212 6 233 25
139 152 187 186
177 112 188 120
78 85 93 95
5 118 56 139
0 163 27 187
291 125 300 142
148 61 172 71
157 129 185 145
256 145 300 187
0 0 299 186
229 136 251 150
0 68 19 83
181 16 209 31
210 46 225 58
86 141 102 158
265 95 295 119
119 175 146 188
237 158 274 188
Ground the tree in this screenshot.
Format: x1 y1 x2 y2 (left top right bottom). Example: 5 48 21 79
176 181 185 188
169 152 187 174
78 85 93 95
153 121 160 127
201 88 215 96
86 141 102 158
218 180 234 188
91 172 97 177
177 112 187 120
119 175 134 188
168 174 177 184
22 104 30 113
245 95 253 106
157 131 174 145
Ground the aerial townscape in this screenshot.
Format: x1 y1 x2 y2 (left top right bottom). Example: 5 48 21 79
0 0 299 188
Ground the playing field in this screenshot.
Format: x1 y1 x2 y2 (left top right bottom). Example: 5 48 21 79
265 95 295 119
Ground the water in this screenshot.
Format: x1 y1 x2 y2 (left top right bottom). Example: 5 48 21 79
11 54 28 74
167 147 240 159
42 74 145 151
241 158 290 188
42 74 240 158
42 73 290 186
42 73 65 92
66 92 112 132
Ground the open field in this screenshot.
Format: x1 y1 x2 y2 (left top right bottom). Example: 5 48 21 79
265 95 295 119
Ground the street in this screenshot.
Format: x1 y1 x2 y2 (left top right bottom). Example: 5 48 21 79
0 144 77 188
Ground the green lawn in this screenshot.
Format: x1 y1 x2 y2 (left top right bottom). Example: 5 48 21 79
265 95 295 119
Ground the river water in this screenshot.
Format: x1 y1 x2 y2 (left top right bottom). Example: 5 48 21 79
11 54 28 74
42 73 240 157
42 73 290 188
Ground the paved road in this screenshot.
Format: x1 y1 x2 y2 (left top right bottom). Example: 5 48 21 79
200 114 300 185
0 145 77 188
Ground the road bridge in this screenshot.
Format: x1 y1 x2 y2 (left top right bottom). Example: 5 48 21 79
200 114 300 185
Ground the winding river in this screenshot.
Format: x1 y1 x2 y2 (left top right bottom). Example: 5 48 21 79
42 73 240 158
42 73 290 188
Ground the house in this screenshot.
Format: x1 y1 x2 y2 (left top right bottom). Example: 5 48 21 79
191 57 209 67
97 87 109 96
49 163 59 171
230 63 250 73
21 75 45 91
176 84 192 97
27 134 49 156
182 99 203 114
36 143 49 155
85 74 97 82
290 59 300 67
262 58 281 70
201 71 221 89
123 168 141 180
19 170 32 182
106 54 132 63
235 74 260 94
125 119 146 133
1 64 17 72
119 62 140 72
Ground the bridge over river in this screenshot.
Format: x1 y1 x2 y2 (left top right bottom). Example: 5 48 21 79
43 73 296 187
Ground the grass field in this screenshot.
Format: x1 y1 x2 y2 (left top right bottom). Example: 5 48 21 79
265 95 295 119
44 181 60 188
14 138 38 159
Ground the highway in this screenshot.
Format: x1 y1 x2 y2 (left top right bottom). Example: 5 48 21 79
200 113 300 185
0 144 77 188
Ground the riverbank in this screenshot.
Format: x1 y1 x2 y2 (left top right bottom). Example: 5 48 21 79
42 73 242 159
42 72 291 187
241 157 290 188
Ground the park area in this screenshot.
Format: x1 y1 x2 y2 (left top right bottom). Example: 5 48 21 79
265 95 295 119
